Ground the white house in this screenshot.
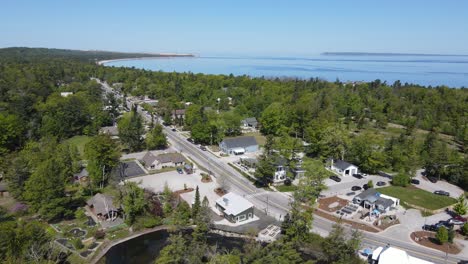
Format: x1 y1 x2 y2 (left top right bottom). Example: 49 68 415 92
215 193 254 223
329 159 358 177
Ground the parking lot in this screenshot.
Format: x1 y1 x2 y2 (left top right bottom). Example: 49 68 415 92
413 169 464 198
127 170 221 211
322 174 392 199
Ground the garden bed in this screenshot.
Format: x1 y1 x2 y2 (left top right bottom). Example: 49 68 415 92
318 196 348 212
411 231 461 254
314 209 380 233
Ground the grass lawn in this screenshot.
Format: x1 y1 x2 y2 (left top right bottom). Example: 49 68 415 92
378 186 457 210
65 135 92 157
275 185 297 192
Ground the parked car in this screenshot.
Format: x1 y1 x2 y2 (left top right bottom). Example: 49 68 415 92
176 167 183 174
410 179 420 185
436 220 454 229
200 145 207 151
187 138 194 143
376 181 386 186
351 186 362 191
449 218 466 225
422 224 437 231
434 190 450 196
427 176 438 183
171 128 177 132
329 175 342 182
363 184 369 190
353 173 364 179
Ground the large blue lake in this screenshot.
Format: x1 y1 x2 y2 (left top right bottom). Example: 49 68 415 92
104 54 468 87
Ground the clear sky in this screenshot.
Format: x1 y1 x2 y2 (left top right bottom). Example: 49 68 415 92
1 0 467 56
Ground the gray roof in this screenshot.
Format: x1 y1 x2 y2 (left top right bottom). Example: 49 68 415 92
242 117 258 126
221 136 258 149
74 168 89 179
0 181 7 192
87 193 117 215
355 188 378 201
100 126 119 136
333 160 356 170
375 197 394 208
156 153 185 164
141 152 157 166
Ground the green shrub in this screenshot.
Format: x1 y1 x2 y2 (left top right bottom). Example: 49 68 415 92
436 226 448 245
392 173 410 187
462 222 468 236
143 217 162 228
74 208 87 220
72 238 84 250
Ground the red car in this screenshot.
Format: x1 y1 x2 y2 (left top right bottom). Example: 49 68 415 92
449 215 467 225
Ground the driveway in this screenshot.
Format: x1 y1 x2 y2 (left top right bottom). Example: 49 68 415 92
414 169 464 198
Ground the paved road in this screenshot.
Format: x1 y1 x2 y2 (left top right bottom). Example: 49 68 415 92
94 78 466 264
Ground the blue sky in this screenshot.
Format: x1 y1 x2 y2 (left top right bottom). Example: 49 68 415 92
1 0 467 56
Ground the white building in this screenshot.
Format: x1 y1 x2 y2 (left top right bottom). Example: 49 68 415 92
370 246 433 264
215 193 254 223
330 159 359 177
60 92 74 97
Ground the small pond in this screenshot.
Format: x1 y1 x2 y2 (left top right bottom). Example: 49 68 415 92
99 229 247 264
69 228 87 238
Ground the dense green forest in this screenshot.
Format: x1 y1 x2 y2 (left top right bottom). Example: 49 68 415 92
0 47 466 263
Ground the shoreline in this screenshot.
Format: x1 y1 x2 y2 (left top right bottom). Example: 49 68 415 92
98 54 195 65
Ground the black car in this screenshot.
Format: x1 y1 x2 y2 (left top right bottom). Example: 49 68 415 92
352 173 363 179
376 181 386 186
434 190 450 196
187 138 194 143
329 175 342 182
436 220 454 229
427 176 438 183
351 186 362 191
411 179 420 185
363 184 369 190
422 224 437 231
200 145 207 151
171 128 177 132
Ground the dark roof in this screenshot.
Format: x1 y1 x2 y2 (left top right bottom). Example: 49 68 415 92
87 193 117 215
375 197 394 208
333 160 356 170
156 153 185 164
141 152 157 165
221 136 258 149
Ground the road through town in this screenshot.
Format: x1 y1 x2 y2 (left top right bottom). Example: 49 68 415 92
95 78 465 264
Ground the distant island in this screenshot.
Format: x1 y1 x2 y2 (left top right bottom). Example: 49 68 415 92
322 52 468 57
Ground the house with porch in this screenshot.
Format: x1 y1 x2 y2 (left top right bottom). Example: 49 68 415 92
272 156 288 184
140 152 185 170
241 117 259 131
353 188 399 213
215 192 254 223
329 159 359 177
219 136 258 155
86 193 119 222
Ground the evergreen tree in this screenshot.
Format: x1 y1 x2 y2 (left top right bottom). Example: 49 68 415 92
146 124 167 150
118 107 144 151
192 186 201 220
85 134 120 189
122 182 146 225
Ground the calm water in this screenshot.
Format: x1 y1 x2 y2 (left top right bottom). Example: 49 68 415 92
105 54 468 88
